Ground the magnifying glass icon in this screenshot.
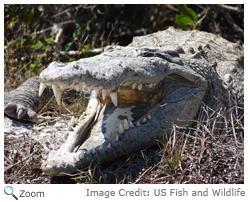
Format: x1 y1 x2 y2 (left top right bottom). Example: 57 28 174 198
4 186 18 200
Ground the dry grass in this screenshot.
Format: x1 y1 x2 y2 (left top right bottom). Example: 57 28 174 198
4 128 48 184
134 105 244 184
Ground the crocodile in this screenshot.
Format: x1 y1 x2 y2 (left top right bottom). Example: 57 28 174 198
4 27 244 176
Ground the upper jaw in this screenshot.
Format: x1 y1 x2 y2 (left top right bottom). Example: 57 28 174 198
39 63 163 107
38 46 204 108
39 46 171 97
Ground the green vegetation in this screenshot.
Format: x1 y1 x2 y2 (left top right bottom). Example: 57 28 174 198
141 151 149 171
71 163 102 184
176 4 198 30
4 5 96 91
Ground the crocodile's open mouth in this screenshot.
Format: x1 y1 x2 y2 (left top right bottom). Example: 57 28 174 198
39 72 206 175
38 46 207 175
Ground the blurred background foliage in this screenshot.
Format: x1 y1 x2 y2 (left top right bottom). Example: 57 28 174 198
4 4 244 91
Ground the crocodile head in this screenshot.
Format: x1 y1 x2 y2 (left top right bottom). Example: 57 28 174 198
39 46 208 175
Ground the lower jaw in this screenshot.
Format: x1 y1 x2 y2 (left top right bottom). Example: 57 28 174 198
43 88 164 175
77 97 162 154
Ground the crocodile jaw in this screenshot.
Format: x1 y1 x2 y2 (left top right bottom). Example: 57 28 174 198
40 76 206 175
41 85 164 175
39 47 207 175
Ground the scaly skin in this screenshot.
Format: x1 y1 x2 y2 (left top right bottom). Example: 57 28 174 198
4 27 244 175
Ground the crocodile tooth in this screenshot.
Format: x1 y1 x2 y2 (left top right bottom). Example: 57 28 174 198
124 119 129 130
71 116 76 126
148 114 152 120
149 83 153 88
124 82 129 86
52 84 62 105
154 83 157 86
39 82 46 96
79 112 85 121
76 83 80 91
52 84 58 102
45 165 53 169
73 156 78 163
41 159 47 166
136 122 141 127
75 117 78 124
138 83 143 90
115 135 119 142
119 123 124 134
52 84 58 96
61 160 66 165
94 86 99 94
91 148 96 154
143 118 147 123
60 84 64 90
64 132 69 139
132 83 137 89
107 143 111 149
57 91 63 106
79 151 85 159
110 92 118 106
102 89 107 100
68 121 72 131
82 82 86 91
50 160 56 167
86 150 90 154
129 121 134 128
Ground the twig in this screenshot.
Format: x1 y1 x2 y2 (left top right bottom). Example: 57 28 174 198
196 9 209 25
153 173 177 183
230 108 238 147
134 166 153 184
221 10 244 37
135 160 162 184
4 150 37 173
24 20 75 37
210 4 244 16
38 95 55 115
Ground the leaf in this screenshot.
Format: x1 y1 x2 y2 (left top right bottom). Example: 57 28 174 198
30 63 36 69
178 15 192 24
73 30 78 41
35 40 43 49
83 44 90 51
45 35 55 44
175 14 188 30
64 42 73 51
187 8 197 21
177 4 197 22
177 4 190 16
